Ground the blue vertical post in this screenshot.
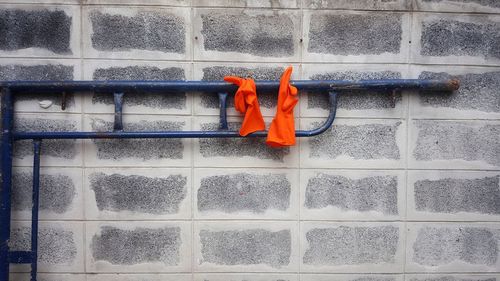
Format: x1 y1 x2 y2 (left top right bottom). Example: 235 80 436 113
218 92 228 130
0 88 14 281
30 140 41 281
113 92 124 131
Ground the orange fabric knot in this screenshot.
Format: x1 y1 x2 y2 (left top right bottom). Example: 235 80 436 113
266 66 298 147
224 76 265 136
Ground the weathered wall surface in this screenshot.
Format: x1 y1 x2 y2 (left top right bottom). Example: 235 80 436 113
1 0 499 280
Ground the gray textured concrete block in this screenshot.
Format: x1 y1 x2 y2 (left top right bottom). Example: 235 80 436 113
0 9 71 54
304 0 408 10
194 274 297 281
303 225 399 265
414 176 500 215
421 0 500 7
198 172 290 214
419 0 500 13
86 274 190 281
300 273 403 281
194 0 299 8
86 222 190 272
90 118 184 160
417 71 500 113
409 276 497 281
93 65 185 80
309 122 401 160
308 13 402 55
92 66 186 110
201 65 284 81
89 172 187 215
199 229 291 268
420 17 499 59
12 170 76 214
13 117 78 159
199 65 283 109
339 277 396 281
90 226 181 265
308 71 402 110
84 0 190 5
416 0 500 12
412 226 499 267
9 273 85 281
10 226 77 265
0 64 73 80
302 276 400 281
305 173 398 215
412 120 500 167
89 10 185 53
339 277 395 281
199 11 295 57
198 122 289 162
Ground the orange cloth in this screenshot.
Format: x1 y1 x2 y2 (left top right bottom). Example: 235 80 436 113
224 76 265 136
266 66 298 147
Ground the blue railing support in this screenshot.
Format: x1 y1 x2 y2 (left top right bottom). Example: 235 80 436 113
30 140 41 281
61 92 67 111
218 92 229 130
113 92 124 131
0 88 14 281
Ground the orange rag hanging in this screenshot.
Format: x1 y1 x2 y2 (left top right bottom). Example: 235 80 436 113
266 66 298 147
224 76 266 136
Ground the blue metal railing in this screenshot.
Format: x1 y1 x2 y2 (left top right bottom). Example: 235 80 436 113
0 78 459 281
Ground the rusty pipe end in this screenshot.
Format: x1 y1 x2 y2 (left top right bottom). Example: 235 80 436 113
449 79 460 91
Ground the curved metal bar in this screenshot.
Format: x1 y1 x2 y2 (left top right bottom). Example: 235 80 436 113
296 91 338 137
14 92 339 140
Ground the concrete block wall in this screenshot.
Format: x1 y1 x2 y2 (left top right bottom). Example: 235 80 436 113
0 0 499 280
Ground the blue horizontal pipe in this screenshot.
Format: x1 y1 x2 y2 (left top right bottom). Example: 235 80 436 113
14 129 326 140
8 251 32 264
0 79 459 93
